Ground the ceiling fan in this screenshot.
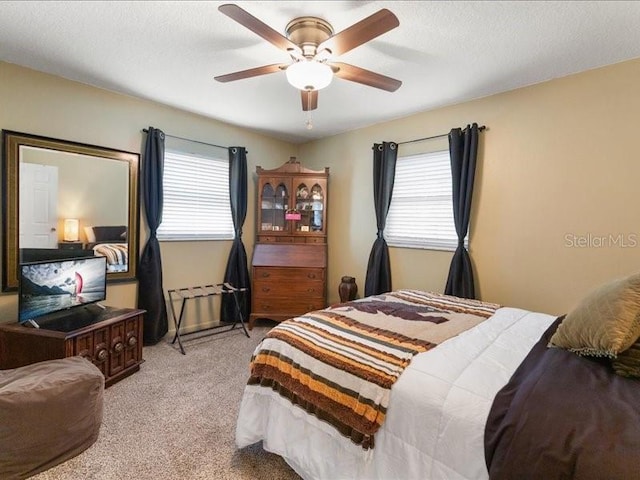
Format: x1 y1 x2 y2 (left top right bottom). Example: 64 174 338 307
214 4 402 112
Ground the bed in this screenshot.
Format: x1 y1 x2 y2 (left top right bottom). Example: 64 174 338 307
84 225 128 272
235 283 640 479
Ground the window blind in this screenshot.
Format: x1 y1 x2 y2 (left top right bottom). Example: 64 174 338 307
157 150 234 241
385 150 463 251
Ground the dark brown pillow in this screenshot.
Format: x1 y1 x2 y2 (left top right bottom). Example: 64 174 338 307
92 225 127 242
611 338 640 378
548 273 640 358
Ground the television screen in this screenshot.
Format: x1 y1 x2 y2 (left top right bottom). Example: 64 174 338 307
19 255 107 324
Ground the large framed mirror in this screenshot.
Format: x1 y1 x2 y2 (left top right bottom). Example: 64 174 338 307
2 130 139 291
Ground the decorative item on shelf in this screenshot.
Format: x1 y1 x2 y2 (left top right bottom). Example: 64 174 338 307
311 185 323 200
285 208 302 221
339 276 358 303
63 218 79 242
298 186 309 199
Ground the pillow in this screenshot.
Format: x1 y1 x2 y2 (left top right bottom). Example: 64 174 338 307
84 226 96 243
548 273 640 358
92 225 127 242
611 338 640 378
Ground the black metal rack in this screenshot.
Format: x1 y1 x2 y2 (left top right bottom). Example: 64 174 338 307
167 282 249 354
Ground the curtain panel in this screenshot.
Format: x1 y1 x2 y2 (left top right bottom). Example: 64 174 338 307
444 123 480 299
138 127 169 345
364 141 398 297
221 146 251 322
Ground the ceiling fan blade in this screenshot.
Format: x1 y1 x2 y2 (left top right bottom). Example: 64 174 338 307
332 62 402 92
318 9 399 57
219 4 301 54
215 63 287 83
301 90 318 111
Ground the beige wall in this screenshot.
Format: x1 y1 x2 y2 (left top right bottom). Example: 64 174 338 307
2 57 640 328
0 61 297 326
300 58 640 316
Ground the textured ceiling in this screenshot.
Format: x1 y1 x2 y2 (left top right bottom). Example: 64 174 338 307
1 1 640 143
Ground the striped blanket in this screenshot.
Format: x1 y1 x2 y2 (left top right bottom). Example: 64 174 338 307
93 243 128 271
247 290 501 449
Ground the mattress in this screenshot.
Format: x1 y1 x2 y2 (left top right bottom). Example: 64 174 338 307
236 306 557 480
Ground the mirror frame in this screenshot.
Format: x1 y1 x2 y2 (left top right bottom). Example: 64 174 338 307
1 130 140 291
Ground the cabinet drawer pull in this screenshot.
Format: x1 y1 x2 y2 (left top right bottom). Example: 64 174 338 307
96 348 108 362
261 287 270 292
127 336 137 347
308 273 316 279
113 342 124 353
307 287 315 293
261 272 270 278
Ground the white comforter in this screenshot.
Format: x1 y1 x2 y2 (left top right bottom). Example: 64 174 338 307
236 307 556 480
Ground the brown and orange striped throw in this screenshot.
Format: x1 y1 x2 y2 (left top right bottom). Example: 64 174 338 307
247 290 501 449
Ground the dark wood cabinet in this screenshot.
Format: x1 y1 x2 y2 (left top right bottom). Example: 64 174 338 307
57 241 84 250
0 307 144 387
250 158 329 329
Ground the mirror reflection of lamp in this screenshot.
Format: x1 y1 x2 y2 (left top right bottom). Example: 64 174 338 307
63 218 79 242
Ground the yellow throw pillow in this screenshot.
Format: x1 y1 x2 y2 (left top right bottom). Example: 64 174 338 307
548 273 640 358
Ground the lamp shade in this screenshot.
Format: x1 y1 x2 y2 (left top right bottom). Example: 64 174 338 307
64 218 79 242
286 61 333 91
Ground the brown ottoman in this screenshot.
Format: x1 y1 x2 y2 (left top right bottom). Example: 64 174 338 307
0 356 104 479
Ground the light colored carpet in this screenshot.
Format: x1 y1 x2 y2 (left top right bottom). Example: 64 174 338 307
32 326 302 480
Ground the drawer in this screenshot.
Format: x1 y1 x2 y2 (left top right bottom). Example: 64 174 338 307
252 298 325 315
254 280 324 297
58 242 84 250
276 236 294 243
253 267 324 282
305 236 325 244
258 235 277 243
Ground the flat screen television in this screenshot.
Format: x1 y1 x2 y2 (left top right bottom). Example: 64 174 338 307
18 255 107 326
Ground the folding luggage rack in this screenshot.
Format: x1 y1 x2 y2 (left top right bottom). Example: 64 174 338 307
167 282 249 354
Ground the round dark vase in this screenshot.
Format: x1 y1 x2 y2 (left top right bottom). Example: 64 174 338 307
339 276 358 303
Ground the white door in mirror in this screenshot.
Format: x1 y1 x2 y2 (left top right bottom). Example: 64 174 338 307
19 162 58 248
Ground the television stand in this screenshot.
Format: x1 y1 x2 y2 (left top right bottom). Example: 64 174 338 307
0 306 145 387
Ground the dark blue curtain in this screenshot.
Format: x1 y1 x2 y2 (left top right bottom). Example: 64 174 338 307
221 147 251 322
364 141 398 297
138 127 168 345
444 123 479 299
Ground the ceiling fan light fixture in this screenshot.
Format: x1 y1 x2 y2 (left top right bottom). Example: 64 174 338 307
286 60 333 91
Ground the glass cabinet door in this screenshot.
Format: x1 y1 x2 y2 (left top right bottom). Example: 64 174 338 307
294 181 325 233
260 182 288 232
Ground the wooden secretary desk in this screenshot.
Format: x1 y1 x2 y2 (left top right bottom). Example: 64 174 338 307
250 157 329 329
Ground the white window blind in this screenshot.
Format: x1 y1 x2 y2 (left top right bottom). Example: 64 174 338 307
385 150 464 251
157 150 234 241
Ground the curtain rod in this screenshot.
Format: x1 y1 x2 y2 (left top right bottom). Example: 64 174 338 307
142 129 232 150
398 125 486 146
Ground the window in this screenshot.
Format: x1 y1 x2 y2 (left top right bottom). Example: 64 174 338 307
385 150 463 251
157 150 234 241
